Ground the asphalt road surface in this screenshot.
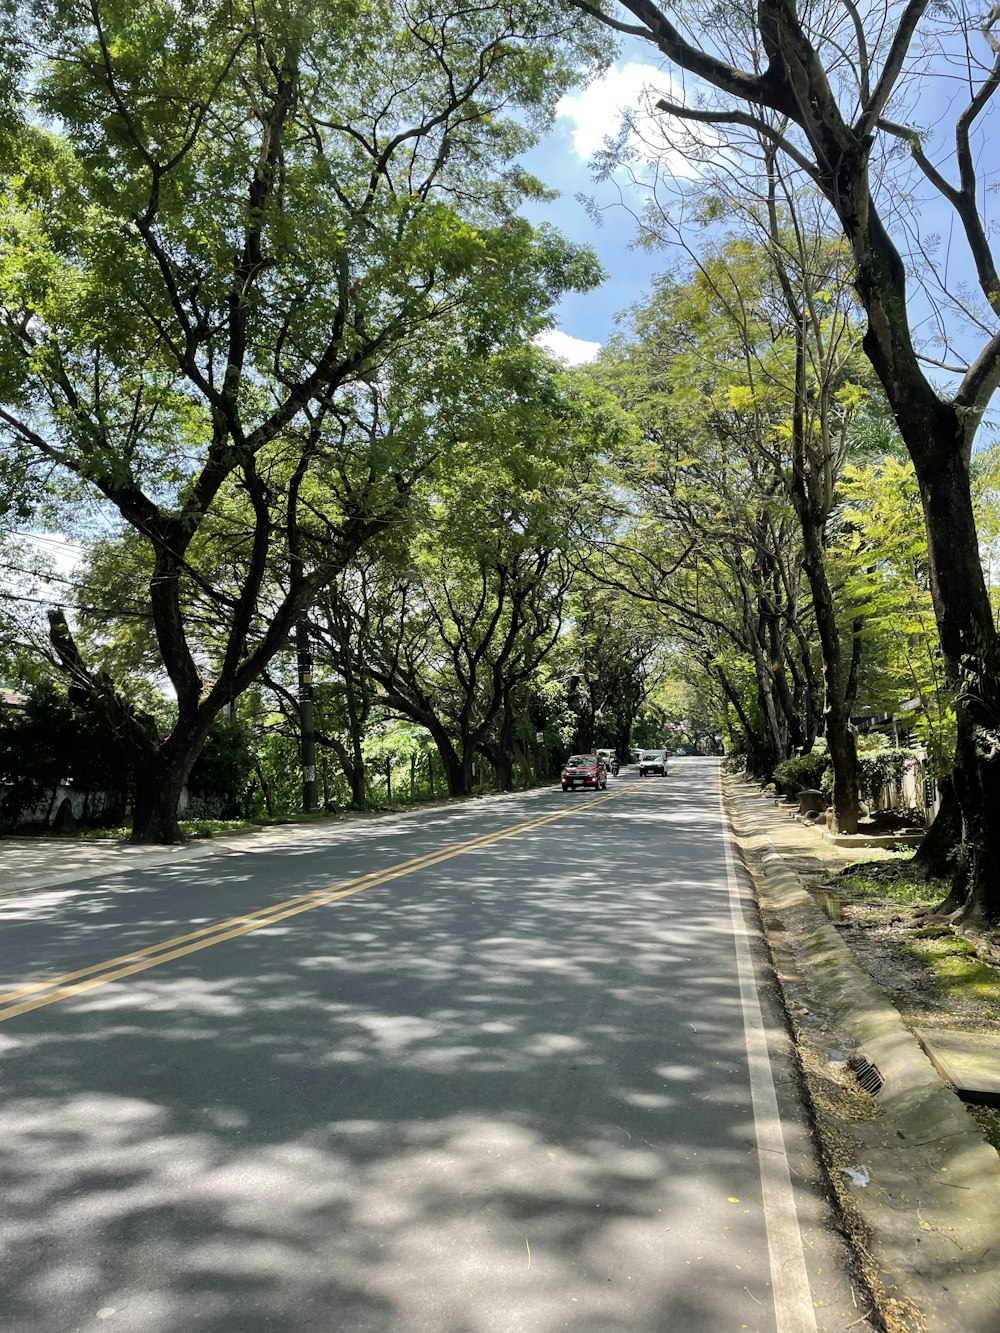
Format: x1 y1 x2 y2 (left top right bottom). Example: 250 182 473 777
0 758 872 1333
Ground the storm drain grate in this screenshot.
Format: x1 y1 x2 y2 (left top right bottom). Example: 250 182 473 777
847 1054 884 1096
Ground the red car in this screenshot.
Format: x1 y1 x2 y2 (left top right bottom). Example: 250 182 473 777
561 754 608 792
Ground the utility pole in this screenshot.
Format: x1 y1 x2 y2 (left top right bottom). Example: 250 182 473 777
296 617 318 813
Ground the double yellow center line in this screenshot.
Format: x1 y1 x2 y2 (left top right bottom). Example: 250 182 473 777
0 784 640 1024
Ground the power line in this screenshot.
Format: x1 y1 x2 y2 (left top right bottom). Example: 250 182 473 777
10 532 89 551
0 562 79 586
0 589 154 620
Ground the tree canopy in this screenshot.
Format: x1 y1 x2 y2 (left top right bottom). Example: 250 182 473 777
0 0 603 837
563 0 1000 919
3 0 1000 930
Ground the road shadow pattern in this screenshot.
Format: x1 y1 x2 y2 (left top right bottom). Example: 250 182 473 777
1 766 790 1332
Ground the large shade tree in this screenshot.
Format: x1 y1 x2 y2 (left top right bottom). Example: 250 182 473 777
558 581 661 761
567 0 1000 920
308 350 623 795
0 0 601 839
593 270 821 779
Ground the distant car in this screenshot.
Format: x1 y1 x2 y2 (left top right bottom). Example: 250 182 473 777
561 754 608 791
596 748 619 776
638 749 667 777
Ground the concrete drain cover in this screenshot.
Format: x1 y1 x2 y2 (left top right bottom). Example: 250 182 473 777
914 1028 1000 1105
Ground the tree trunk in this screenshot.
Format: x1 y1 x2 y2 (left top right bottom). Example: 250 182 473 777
715 666 771 778
937 719 1000 923
787 318 859 834
440 750 475 797
770 649 805 755
489 706 517 791
345 673 369 809
348 749 366 810
436 735 475 797
131 758 191 843
129 709 216 842
910 776 961 883
823 715 859 834
746 619 788 768
902 421 1000 921
847 170 1000 918
481 740 514 791
253 758 273 817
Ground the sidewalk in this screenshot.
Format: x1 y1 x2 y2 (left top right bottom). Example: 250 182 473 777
0 834 220 894
0 790 537 896
726 777 1000 1333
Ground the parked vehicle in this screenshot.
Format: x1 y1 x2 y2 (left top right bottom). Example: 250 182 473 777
638 749 668 777
596 748 619 776
561 754 608 791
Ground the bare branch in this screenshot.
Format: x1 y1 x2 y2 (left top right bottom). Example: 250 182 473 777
653 97 820 181
856 0 930 137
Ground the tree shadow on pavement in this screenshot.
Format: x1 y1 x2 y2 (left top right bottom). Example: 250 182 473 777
0 777 781 1333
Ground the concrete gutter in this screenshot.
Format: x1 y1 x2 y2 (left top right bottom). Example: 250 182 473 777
821 830 924 849
726 778 1000 1333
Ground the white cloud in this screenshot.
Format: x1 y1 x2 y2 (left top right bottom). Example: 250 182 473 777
557 62 662 160
534 329 601 365
556 62 719 179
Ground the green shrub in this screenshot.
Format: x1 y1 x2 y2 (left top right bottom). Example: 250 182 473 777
81 818 255 841
0 679 128 828
187 719 256 819
773 749 831 794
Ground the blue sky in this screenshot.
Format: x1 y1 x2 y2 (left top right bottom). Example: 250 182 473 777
521 55 671 363
522 38 1000 411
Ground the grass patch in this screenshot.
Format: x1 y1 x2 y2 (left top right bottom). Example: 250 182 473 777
904 934 1000 1001
832 856 945 909
79 818 256 841
825 855 1000 1015
180 819 257 837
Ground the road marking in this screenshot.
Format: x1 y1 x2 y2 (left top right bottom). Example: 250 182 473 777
717 774 818 1333
0 783 638 1024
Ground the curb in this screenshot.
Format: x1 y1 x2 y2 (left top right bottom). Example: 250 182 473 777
726 779 1000 1333
766 804 924 848
820 831 924 849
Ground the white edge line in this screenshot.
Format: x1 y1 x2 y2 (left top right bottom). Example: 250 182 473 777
717 772 818 1333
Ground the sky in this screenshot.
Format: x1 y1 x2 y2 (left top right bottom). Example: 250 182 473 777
523 33 1000 408
523 54 670 366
